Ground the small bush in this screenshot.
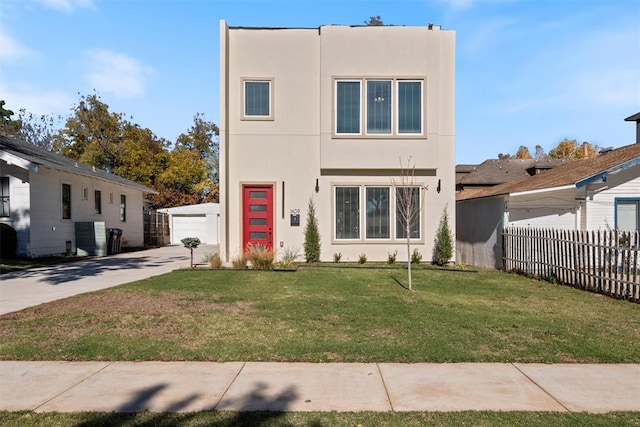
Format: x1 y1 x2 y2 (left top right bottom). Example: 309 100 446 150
246 243 274 270
333 252 342 263
411 248 422 264
387 250 397 264
0 223 17 259
304 199 321 263
434 208 454 266
209 253 223 269
358 253 367 264
276 247 300 268
231 253 248 269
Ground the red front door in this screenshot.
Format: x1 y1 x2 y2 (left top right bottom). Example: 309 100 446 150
242 185 274 251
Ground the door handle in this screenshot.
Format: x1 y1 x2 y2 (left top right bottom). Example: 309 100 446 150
268 227 272 244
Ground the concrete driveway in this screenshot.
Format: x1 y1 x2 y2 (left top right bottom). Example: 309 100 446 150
0 244 218 315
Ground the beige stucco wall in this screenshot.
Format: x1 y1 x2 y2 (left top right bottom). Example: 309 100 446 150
220 21 455 263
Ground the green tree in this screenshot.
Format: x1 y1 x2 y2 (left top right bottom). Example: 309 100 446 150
433 207 453 266
303 198 321 263
364 16 384 26
0 100 21 137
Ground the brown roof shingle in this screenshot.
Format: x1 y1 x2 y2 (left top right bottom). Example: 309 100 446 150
457 143 640 201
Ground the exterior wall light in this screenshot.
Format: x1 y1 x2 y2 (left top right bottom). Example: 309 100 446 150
315 179 320 193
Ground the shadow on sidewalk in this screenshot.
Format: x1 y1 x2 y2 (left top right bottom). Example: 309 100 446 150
71 381 301 426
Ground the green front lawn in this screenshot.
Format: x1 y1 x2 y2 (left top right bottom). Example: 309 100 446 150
2 410 640 427
1 267 639 362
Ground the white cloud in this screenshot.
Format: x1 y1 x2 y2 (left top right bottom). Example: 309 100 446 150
84 49 154 98
0 28 36 63
34 0 95 12
0 81 75 117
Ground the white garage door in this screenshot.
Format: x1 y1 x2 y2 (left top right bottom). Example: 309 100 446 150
172 214 207 244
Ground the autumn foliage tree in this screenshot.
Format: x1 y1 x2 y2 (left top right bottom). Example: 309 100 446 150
48 93 219 208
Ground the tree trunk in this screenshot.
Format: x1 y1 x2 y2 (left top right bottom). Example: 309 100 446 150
406 230 412 291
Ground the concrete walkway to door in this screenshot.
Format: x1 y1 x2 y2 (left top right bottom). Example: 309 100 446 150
0 245 218 316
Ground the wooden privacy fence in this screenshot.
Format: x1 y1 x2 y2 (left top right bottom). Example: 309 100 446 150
144 210 170 247
503 227 639 303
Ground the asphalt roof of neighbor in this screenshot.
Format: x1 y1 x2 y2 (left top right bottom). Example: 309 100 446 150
457 158 567 186
457 143 640 201
0 134 157 194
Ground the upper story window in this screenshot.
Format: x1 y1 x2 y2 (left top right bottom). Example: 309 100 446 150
1 177 9 218
335 78 424 137
243 79 273 120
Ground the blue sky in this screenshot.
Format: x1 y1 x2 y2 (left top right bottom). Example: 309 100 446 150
1 0 638 165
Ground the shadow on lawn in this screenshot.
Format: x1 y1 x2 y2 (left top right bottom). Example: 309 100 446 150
72 381 302 427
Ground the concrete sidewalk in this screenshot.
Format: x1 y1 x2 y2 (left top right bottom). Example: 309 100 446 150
1 361 638 413
0 245 217 315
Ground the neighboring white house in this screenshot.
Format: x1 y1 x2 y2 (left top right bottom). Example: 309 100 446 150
0 134 157 257
219 21 456 263
456 142 640 269
157 203 220 245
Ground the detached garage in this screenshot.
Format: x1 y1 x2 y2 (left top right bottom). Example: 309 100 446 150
158 203 220 245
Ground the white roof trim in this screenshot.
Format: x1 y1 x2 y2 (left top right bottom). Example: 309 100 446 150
0 151 38 172
510 184 575 197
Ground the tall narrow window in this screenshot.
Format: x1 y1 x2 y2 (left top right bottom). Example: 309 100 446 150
120 194 127 222
94 190 102 215
366 80 392 134
244 80 271 118
62 183 71 219
396 187 421 239
335 187 360 239
397 81 423 134
0 177 9 217
366 187 390 239
336 80 361 134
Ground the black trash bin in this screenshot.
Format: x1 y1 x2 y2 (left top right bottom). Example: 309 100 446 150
107 228 123 255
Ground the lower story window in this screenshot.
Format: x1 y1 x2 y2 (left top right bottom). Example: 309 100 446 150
335 185 422 241
616 199 639 233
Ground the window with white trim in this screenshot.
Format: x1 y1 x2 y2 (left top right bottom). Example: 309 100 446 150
62 183 71 219
334 185 422 241
94 190 102 215
120 194 127 222
335 78 424 136
1 177 9 217
616 199 639 233
243 79 273 119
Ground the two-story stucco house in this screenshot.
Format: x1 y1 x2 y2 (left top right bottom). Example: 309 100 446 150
219 21 455 263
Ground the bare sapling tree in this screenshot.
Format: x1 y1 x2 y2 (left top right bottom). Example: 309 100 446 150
393 157 428 291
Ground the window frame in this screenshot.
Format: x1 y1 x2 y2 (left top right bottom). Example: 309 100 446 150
396 80 424 136
0 177 9 218
333 184 424 242
615 198 640 233
242 78 274 121
334 77 426 138
120 194 127 222
94 189 102 215
62 183 72 220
